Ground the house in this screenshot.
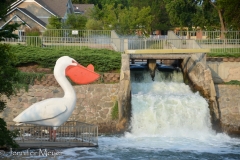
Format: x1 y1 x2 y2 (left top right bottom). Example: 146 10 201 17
0 0 75 36
73 4 94 16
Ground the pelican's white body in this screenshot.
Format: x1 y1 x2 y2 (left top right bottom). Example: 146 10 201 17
13 56 78 129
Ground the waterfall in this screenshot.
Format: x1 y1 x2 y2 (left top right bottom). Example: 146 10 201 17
129 70 214 137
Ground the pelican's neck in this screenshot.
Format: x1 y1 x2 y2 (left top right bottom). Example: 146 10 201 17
54 66 76 99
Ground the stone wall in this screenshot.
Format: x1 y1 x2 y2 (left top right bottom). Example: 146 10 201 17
17 65 120 85
0 84 119 134
215 84 240 136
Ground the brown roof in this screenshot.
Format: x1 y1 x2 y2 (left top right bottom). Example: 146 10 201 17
35 0 70 17
73 4 94 14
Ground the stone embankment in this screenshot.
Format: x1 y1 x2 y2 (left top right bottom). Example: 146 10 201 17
1 64 121 133
1 84 120 133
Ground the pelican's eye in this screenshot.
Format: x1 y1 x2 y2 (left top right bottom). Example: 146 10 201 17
72 60 78 66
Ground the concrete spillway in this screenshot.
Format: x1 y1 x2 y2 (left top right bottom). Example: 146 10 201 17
117 49 218 134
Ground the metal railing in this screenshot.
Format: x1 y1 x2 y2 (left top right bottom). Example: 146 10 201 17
1 29 240 53
127 39 205 50
8 121 98 147
42 29 112 39
175 30 240 40
167 31 201 49
2 36 114 50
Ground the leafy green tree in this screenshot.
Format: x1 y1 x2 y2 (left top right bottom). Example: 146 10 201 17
129 0 172 33
46 15 62 29
86 19 103 30
204 0 227 37
192 2 219 30
164 0 198 29
220 0 240 30
64 14 87 30
150 0 171 33
44 16 62 37
164 0 239 34
99 0 129 8
207 0 240 31
0 44 19 149
101 4 119 30
71 0 99 5
88 4 104 21
88 4 153 36
0 0 20 149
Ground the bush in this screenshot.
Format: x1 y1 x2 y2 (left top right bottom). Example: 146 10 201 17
25 27 42 47
11 45 121 72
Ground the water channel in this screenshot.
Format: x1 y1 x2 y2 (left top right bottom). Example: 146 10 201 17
3 69 240 159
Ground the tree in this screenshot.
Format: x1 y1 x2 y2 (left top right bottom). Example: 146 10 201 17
197 0 240 37
64 14 87 30
88 4 153 36
46 15 62 29
71 0 99 5
99 0 129 9
0 44 19 149
130 0 172 33
214 0 240 30
0 0 20 149
164 0 198 29
150 0 171 33
86 19 103 30
165 0 239 34
192 2 219 31
205 0 227 38
44 16 62 37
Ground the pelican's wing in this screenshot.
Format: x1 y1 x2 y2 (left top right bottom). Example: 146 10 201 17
13 98 67 122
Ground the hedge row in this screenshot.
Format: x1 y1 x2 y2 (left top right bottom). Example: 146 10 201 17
11 45 121 72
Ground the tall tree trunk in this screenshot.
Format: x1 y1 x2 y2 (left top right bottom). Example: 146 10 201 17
209 0 226 39
218 9 226 39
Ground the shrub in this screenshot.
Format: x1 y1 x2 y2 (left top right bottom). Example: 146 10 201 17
25 27 42 47
11 45 121 72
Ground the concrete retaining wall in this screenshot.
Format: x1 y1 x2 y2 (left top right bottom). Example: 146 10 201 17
207 58 240 83
117 54 131 132
181 53 221 131
215 84 240 136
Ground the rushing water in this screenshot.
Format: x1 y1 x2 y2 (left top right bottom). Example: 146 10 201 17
3 70 240 159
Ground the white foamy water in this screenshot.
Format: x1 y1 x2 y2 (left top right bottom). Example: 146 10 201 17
129 81 213 137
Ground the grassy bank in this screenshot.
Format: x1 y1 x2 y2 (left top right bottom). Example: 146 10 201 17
207 48 240 57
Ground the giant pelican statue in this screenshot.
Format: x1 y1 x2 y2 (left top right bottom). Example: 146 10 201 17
13 56 100 141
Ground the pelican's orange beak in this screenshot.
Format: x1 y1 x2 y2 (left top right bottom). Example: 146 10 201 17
65 63 100 84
